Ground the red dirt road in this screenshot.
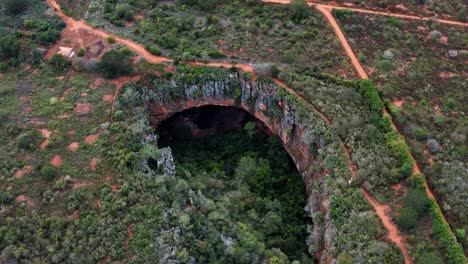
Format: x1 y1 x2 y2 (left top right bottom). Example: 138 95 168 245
316 5 369 79
363 190 412 264
262 0 468 27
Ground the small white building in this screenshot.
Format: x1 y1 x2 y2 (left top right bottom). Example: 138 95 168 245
57 47 75 58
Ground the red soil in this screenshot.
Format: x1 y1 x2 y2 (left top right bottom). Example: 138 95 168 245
16 195 36 207
109 75 143 121
14 165 32 178
89 157 97 171
262 1 468 27
72 180 93 190
102 94 113 102
68 142 79 152
72 210 80 220
50 155 63 167
90 78 106 89
111 184 121 192
73 102 94 115
38 128 53 150
125 224 133 247
44 0 456 261
363 190 412 264
58 113 71 119
85 132 101 145
23 106 33 112
393 100 405 108
316 5 369 79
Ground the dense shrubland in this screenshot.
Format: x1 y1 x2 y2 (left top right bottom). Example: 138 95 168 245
0 0 64 71
83 0 357 79
321 0 466 21
0 55 406 262
334 11 468 232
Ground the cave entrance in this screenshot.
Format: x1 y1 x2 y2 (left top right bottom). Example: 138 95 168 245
155 105 311 262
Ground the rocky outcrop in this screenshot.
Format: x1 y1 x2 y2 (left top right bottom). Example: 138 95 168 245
143 72 333 260
145 73 317 173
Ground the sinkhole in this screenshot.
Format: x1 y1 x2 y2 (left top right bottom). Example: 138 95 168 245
155 105 311 262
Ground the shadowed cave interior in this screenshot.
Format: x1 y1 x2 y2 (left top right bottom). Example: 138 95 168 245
154 105 312 261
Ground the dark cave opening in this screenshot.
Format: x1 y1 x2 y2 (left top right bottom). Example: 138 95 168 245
156 105 273 148
154 105 311 261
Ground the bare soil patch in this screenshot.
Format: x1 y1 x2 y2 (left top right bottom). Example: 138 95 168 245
38 128 53 150
68 142 79 152
14 165 32 178
89 157 97 171
102 94 113 102
85 132 101 145
73 102 94 115
16 195 36 207
50 155 63 167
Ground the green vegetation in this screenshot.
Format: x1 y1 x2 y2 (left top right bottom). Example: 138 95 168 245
335 10 468 233
100 49 134 78
158 118 310 262
84 0 356 78
18 130 42 150
4 0 29 15
326 0 466 21
41 165 59 182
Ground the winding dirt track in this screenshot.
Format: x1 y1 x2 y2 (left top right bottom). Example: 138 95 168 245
262 0 468 27
44 0 459 263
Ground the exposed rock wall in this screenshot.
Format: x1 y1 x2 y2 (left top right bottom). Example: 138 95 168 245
143 72 332 259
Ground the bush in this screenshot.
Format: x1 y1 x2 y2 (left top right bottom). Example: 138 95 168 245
77 49 85 57
100 50 133 78
376 59 397 71
408 174 426 191
207 50 226 59
84 58 99 72
289 0 310 22
403 189 429 215
0 62 7 72
253 63 279 77
397 207 417 230
106 36 116 43
23 19 35 29
4 0 28 15
41 165 58 182
428 199 466 264
49 54 71 72
416 253 443 264
18 130 42 150
0 111 8 125
146 45 162 56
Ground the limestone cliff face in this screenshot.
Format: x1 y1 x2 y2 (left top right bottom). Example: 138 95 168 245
144 72 331 259
145 73 317 173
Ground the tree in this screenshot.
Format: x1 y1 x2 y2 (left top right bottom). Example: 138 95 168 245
244 122 256 139
397 207 417 230
41 165 58 182
290 0 310 22
337 251 353 264
18 130 42 150
49 54 71 72
403 189 429 215
100 50 133 78
4 0 28 15
416 253 443 264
